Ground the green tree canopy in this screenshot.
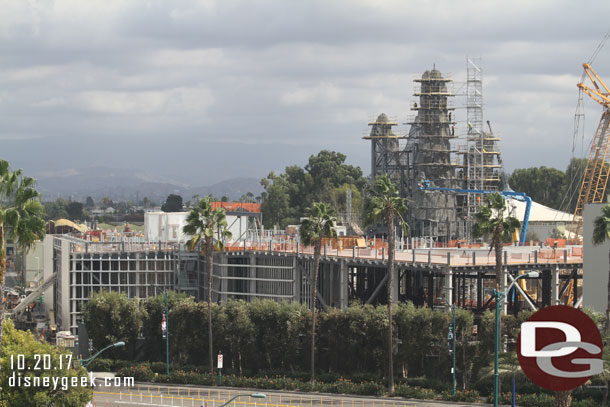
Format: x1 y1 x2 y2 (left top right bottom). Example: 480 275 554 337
508 166 566 209
43 199 69 221
66 201 84 221
507 158 593 213
261 150 366 228
82 291 144 359
0 320 92 407
141 291 189 362
161 194 183 212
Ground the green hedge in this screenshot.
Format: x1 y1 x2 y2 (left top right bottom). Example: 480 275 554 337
139 298 495 383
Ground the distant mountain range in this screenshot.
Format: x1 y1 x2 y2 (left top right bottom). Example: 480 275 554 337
35 166 264 203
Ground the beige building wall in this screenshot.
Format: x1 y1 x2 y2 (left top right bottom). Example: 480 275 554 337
583 203 610 312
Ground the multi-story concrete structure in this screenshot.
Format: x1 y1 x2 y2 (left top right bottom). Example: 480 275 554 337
22 230 583 336
44 236 189 333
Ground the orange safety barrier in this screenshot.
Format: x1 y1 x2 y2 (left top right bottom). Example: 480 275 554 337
447 240 468 248
367 238 388 250
538 249 564 259
321 237 367 249
210 202 261 213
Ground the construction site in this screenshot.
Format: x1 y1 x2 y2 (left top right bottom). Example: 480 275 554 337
8 57 610 343
365 59 512 245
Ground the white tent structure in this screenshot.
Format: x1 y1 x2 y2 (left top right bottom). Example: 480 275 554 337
504 198 574 240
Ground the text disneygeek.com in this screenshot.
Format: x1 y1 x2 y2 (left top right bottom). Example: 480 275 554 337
8 354 134 391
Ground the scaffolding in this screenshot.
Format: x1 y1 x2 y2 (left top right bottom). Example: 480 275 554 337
405 68 459 240
362 61 505 242
457 58 504 239
363 113 409 196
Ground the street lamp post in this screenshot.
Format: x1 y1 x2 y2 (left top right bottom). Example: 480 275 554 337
493 271 539 407
165 291 169 376
216 393 266 407
80 341 126 369
451 304 456 397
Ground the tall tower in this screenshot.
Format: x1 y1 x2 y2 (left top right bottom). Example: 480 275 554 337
406 68 458 241
458 58 504 238
363 113 408 195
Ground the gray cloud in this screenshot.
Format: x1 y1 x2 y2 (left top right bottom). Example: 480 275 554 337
1 0 610 188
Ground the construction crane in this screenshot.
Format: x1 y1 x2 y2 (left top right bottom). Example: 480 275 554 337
570 63 610 238
419 181 532 245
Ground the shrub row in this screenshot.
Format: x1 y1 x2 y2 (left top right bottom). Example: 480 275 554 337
90 294 536 384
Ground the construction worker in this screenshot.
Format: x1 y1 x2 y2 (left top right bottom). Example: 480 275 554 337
468 122 473 133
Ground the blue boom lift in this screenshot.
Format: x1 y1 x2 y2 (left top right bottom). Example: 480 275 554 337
418 180 532 245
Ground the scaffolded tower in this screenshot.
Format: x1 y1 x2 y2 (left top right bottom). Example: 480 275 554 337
363 114 409 195
406 68 458 241
457 58 504 236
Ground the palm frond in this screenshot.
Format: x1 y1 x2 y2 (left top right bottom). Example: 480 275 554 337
593 205 610 245
182 197 231 255
300 202 337 246
365 174 408 232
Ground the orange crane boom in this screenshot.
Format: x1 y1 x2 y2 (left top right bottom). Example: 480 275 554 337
570 63 610 238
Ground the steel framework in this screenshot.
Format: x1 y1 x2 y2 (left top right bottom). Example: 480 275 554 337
570 63 610 238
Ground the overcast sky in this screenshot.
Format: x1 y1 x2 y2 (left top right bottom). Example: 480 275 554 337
1 0 610 186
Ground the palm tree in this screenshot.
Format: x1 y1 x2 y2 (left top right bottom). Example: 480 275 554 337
183 197 232 373
593 204 610 331
299 202 337 383
472 193 521 290
0 159 46 353
365 174 408 393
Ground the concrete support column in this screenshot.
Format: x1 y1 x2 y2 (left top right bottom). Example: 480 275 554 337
446 269 453 308
60 238 70 331
339 260 348 309
219 253 228 303
249 253 257 302
427 273 434 308
477 272 483 311
43 236 55 323
293 257 301 303
391 265 400 305
552 266 560 306
542 270 552 307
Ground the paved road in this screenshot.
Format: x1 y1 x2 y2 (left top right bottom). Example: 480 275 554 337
92 383 493 407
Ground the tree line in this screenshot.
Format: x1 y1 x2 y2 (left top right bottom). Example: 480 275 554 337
508 158 588 212
260 150 366 228
83 291 534 389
